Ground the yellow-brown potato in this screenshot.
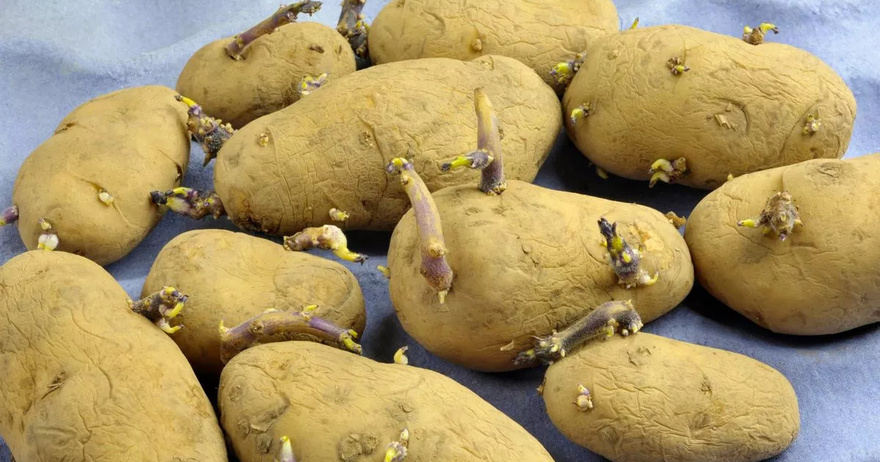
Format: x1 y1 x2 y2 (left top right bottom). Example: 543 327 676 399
0 251 226 461
142 229 366 378
564 25 856 189
177 22 356 129
368 0 619 92
544 333 799 462
214 56 561 235
12 85 190 265
388 180 693 372
218 341 554 461
685 155 880 335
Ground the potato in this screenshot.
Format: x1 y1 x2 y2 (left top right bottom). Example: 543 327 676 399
167 55 560 235
368 0 619 92
563 25 856 189
543 332 800 462
10 85 190 265
218 341 554 461
685 155 880 335
388 179 693 371
385 91 693 372
0 251 226 460
142 228 366 378
178 18 356 129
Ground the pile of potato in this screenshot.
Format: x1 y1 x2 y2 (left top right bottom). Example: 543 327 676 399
0 0 872 461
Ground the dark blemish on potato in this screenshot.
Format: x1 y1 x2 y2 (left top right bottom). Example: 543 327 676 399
309 44 325 53
701 377 712 395
54 122 76 134
397 401 414 413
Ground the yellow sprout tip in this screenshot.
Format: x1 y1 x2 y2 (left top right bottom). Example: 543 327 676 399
759 23 778 33
176 95 198 108
446 156 473 170
438 290 448 305
394 346 409 365
738 219 758 228
167 302 185 319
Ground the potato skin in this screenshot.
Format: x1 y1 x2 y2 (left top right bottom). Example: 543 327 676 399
388 181 693 372
215 56 561 235
177 22 356 129
564 25 856 189
685 155 880 335
544 333 799 462
12 85 190 266
219 341 554 462
0 251 226 461
369 0 619 92
142 229 366 378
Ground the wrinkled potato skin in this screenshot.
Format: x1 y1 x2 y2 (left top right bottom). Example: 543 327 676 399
369 0 619 92
0 251 226 461
215 56 561 235
177 22 356 129
219 342 554 462
544 333 799 462
388 181 693 372
142 229 366 378
564 25 856 189
685 155 880 334
12 86 190 266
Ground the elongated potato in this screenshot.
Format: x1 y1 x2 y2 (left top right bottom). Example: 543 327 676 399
212 56 560 234
685 155 880 335
564 25 856 189
544 333 799 462
219 341 554 462
178 21 356 129
368 0 619 92
0 251 226 461
142 229 366 378
388 180 693 372
11 85 190 265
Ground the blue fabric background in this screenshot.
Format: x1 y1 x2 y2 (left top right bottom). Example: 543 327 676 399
1 1 878 461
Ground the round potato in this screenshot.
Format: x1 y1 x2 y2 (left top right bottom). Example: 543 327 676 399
368 0 619 92
0 251 226 461
142 229 366 378
544 333 799 462
177 22 356 129
12 85 190 265
685 154 880 335
213 56 561 235
219 341 554 462
564 25 856 189
388 180 693 372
